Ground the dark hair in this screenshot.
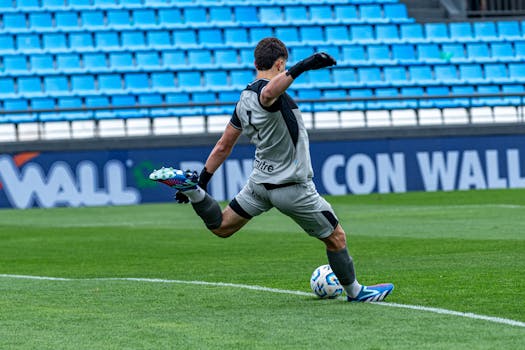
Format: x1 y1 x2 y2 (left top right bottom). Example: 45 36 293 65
254 37 288 71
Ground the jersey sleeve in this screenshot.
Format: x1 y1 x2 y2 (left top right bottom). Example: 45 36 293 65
229 104 242 130
249 80 281 113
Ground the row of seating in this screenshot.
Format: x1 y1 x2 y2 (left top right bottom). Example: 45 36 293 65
1 22 523 54
0 4 411 31
2 42 525 76
2 84 524 123
0 0 399 12
2 62 525 96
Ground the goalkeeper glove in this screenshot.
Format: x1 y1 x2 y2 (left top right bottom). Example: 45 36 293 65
286 52 337 79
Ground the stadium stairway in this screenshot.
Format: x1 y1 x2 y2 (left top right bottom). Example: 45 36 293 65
0 0 524 141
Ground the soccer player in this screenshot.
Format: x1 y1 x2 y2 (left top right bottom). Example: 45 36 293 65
150 38 394 302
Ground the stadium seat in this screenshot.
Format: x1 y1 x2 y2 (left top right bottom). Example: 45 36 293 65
425 23 449 42
188 49 213 68
484 63 508 83
57 54 82 72
71 75 96 92
44 76 69 94
399 23 424 43
491 43 515 61
231 70 253 88
515 42 525 58
110 52 134 70
0 35 15 53
57 97 88 122
473 22 497 40
4 56 28 72
435 65 458 84
250 28 273 44
184 8 208 24
350 25 374 43
199 29 223 46
178 71 202 90
43 33 67 51
275 27 300 44
508 63 525 82
42 0 68 8
5 99 35 123
215 49 239 68
367 44 391 64
122 31 146 48
4 14 27 31
284 6 308 24
392 44 416 63
384 66 408 85
326 26 350 44
30 55 54 73
342 45 366 64
449 22 473 42
359 4 384 22
234 6 259 24
300 26 324 44
383 4 411 22
174 30 198 47
56 12 79 29
417 44 441 63
158 9 183 27
317 45 340 62
290 46 315 64
459 64 484 83
441 43 466 62
70 33 94 49
466 43 490 61
33 97 58 122
497 21 521 39
209 7 233 24
68 0 92 8
125 73 150 91
83 53 107 70
136 52 160 68
225 28 249 46
376 24 399 42
204 71 228 89
308 70 332 88
358 67 383 85
151 72 176 91
81 11 105 28
107 10 130 28
18 0 40 9
333 68 357 87
147 31 172 48
17 34 41 52
29 13 53 30
311 5 334 23
334 5 358 23
408 66 433 84
98 74 123 92
96 32 120 49
162 50 186 68
0 78 16 97
133 10 157 28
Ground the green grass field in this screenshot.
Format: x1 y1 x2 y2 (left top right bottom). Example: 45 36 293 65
1 189 524 349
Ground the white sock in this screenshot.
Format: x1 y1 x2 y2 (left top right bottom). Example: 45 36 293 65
343 280 363 298
182 186 206 203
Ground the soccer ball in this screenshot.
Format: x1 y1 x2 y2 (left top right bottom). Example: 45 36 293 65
310 264 344 299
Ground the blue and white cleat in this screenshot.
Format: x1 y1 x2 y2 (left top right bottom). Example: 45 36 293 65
149 167 199 191
347 283 394 302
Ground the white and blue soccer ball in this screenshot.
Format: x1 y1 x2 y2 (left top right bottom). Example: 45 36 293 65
310 264 344 299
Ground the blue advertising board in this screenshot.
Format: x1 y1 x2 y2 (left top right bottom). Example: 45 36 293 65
1 134 524 209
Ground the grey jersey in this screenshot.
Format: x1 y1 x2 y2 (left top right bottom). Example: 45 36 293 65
230 79 313 184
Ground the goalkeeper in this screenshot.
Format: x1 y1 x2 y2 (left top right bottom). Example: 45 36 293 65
150 38 394 302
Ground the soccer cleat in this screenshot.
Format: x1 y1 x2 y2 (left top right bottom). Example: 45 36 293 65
347 283 394 302
149 167 199 191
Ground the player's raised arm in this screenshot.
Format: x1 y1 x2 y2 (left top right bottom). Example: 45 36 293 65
260 52 337 108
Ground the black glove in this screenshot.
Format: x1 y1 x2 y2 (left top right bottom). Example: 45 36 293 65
286 52 337 79
173 167 214 204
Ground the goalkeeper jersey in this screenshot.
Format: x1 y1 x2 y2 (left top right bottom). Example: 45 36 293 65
229 79 314 185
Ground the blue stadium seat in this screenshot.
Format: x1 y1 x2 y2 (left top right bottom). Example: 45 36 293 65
199 29 222 46
384 66 407 85
367 44 391 63
475 85 503 107
43 33 67 51
210 7 232 24
502 84 524 105
375 88 405 109
18 0 40 8
449 22 473 42
4 14 26 31
508 63 525 82
44 76 69 94
188 49 213 68
215 49 238 68
30 54 54 73
334 5 358 23
425 23 449 42
408 65 433 84
125 73 150 91
311 5 334 23
358 67 383 85
164 92 202 116
122 31 146 48
138 93 162 116
290 46 315 64
70 33 94 49
441 43 466 62
515 42 525 58
497 21 521 39
491 43 514 61
234 6 258 24
57 97 89 121
392 44 416 63
29 13 53 30
275 27 300 44
204 71 228 89
5 99 35 123
231 70 253 88
459 64 484 83
93 0 118 8
184 8 208 24
400 87 424 108
136 52 160 68
133 10 157 28
110 52 134 70
42 0 66 8
17 34 41 51
383 4 411 22
151 72 176 90
225 28 248 46
162 50 186 68
425 86 452 109
417 44 441 63
350 25 374 43
174 30 198 47
300 26 324 44
326 26 350 44
308 70 332 88
96 32 120 48
284 6 308 24
399 23 424 43
177 71 202 90
83 53 107 70
98 74 123 92
68 0 92 8
4 56 28 72
376 24 399 42
107 10 130 28
81 11 105 28
466 43 490 61
484 63 507 83
33 97 58 122
250 28 273 44
0 78 16 97
359 4 384 22
57 54 82 72
71 75 96 92
350 89 373 110
434 65 458 83
56 12 78 28
0 35 15 53
333 68 357 87
147 31 172 48
158 9 183 27
342 45 366 64
473 22 497 40
259 7 283 23
317 45 340 61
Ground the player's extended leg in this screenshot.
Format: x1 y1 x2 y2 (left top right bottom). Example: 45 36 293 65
321 225 394 302
149 167 249 238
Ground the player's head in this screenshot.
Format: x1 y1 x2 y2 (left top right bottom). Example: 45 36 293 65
254 37 288 73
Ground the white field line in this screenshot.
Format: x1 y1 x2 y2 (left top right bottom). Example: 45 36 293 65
1 274 524 328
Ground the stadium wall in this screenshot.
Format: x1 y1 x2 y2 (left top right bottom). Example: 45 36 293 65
1 124 524 209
